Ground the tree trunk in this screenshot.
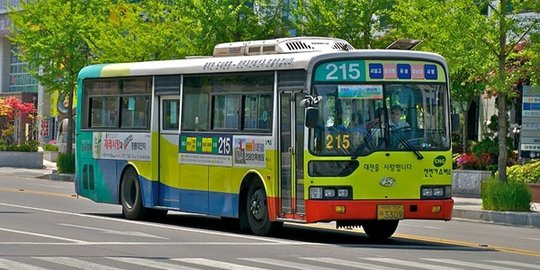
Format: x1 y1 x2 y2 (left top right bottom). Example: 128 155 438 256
66 87 75 155
462 103 470 153
495 0 508 181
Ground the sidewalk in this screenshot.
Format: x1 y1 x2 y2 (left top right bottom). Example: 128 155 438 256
0 163 538 228
453 197 540 228
0 159 74 181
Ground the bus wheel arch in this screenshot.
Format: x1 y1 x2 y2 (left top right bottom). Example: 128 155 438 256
119 165 148 220
239 174 281 236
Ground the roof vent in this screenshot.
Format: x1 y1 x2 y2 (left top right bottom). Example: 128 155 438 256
213 37 355 57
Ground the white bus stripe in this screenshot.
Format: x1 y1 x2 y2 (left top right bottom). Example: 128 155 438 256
301 257 403 270
423 258 517 270
364 258 464 270
107 257 199 270
240 258 334 270
485 260 540 269
172 258 268 270
0 258 49 270
35 257 123 270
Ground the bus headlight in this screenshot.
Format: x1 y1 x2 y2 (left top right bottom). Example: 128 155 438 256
421 185 451 199
309 187 323 199
324 189 336 198
309 187 351 200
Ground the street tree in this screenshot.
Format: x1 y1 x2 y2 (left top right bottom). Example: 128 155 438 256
293 0 396 49
182 0 290 56
391 0 489 154
88 0 196 62
8 0 106 155
392 0 540 180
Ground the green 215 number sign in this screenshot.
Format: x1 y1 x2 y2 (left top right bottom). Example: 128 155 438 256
314 60 366 82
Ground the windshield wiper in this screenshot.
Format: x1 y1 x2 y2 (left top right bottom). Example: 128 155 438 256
391 127 424 160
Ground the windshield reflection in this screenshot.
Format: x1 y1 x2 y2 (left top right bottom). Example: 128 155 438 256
310 83 450 156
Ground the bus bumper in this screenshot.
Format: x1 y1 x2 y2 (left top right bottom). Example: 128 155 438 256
304 198 454 223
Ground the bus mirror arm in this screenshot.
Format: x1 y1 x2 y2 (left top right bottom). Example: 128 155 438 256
300 95 322 107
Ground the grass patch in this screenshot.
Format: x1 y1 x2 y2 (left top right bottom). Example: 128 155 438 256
481 177 532 212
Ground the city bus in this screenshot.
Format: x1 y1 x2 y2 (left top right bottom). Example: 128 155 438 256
75 37 453 240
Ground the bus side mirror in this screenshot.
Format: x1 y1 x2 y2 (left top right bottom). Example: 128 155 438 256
451 113 460 133
305 107 319 129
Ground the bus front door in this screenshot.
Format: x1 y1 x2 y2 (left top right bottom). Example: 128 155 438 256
279 92 305 218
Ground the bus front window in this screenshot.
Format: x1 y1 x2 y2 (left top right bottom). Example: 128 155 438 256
310 83 450 156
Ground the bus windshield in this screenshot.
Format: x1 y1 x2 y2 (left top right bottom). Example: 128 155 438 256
309 83 450 156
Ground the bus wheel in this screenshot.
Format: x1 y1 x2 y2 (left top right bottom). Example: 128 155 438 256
362 220 399 240
120 167 148 220
246 181 280 235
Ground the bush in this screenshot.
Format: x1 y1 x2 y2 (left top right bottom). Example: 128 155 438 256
507 160 540 184
0 140 39 152
57 152 75 174
43 143 59 151
481 177 532 211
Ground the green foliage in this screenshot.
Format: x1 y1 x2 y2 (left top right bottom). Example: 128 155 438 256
57 152 75 174
507 160 540 184
43 143 59 152
0 140 39 152
481 177 532 212
293 0 396 49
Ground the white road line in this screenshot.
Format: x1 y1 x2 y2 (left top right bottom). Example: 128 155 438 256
364 258 464 270
422 258 517 270
172 258 268 270
0 258 49 270
58 223 169 239
301 257 403 270
0 241 308 246
107 257 199 270
0 202 296 244
240 258 334 270
0 227 87 243
485 260 540 269
35 257 123 270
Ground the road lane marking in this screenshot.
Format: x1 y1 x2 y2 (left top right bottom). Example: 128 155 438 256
0 258 49 270
1 201 539 258
173 258 268 270
35 257 122 270
0 187 77 199
301 257 402 270
394 233 540 257
240 258 334 270
364 258 463 270
0 241 316 246
485 260 540 269
107 257 199 270
422 258 517 270
0 202 298 244
0 227 87 243
58 223 169 239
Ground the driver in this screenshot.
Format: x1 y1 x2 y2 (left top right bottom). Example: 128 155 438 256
389 105 409 129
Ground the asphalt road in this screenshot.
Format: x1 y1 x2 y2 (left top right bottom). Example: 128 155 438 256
0 174 539 270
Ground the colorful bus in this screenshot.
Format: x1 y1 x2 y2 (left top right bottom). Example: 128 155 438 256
75 37 453 240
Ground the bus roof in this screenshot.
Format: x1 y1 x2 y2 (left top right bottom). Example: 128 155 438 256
78 49 447 80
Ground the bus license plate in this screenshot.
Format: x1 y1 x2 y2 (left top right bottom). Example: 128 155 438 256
377 205 404 220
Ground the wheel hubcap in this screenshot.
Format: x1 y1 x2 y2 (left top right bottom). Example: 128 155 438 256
250 189 265 220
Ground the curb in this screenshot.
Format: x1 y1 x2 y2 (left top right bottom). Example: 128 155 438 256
453 208 540 228
36 173 75 182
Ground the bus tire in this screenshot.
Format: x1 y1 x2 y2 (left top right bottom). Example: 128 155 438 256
120 167 148 220
246 181 280 236
362 220 399 240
